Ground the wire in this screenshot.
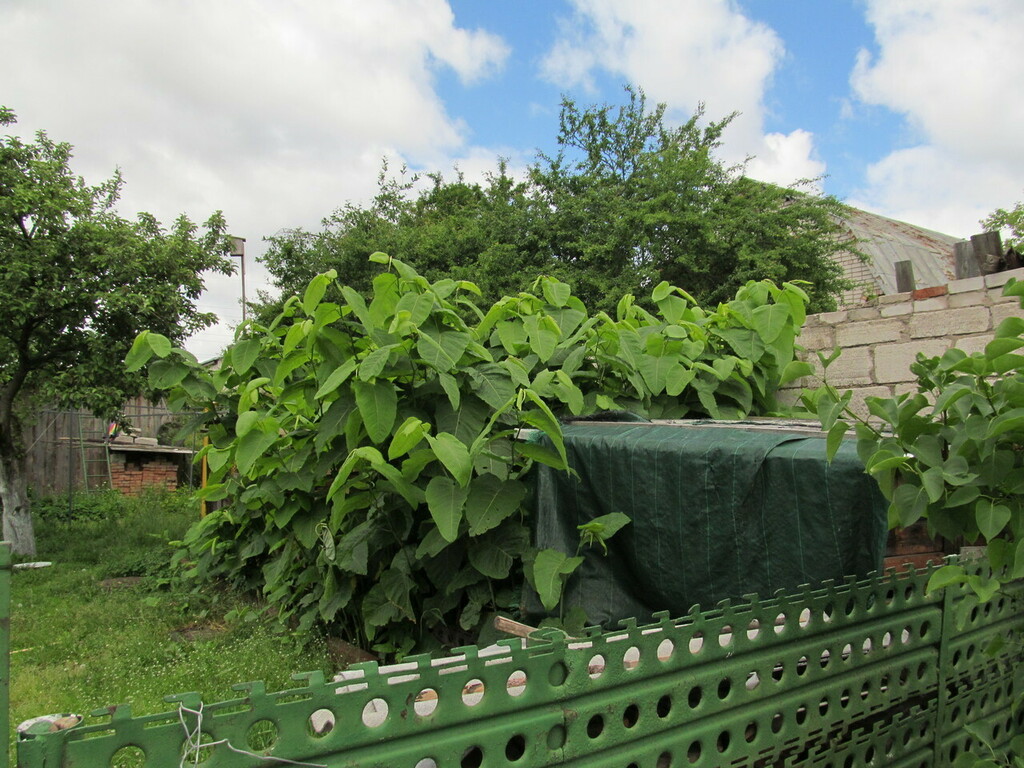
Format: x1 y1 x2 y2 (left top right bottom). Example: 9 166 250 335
178 702 327 768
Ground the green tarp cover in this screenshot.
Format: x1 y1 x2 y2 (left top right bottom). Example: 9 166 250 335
529 422 888 626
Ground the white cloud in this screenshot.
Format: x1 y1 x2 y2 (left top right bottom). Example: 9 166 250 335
0 0 509 360
850 0 1024 237
540 0 822 187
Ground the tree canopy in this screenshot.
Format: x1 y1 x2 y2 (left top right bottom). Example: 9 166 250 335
982 194 1024 250
0 107 233 555
259 88 851 318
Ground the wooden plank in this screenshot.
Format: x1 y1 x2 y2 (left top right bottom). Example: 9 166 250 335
954 240 980 279
894 260 915 292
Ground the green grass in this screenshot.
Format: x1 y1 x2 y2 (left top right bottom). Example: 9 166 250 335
10 489 332 747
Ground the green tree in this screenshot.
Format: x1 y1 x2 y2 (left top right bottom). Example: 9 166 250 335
982 194 1024 250
0 108 233 556
259 87 851 317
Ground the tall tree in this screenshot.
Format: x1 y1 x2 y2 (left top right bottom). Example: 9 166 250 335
0 108 233 555
982 194 1024 250
259 87 851 316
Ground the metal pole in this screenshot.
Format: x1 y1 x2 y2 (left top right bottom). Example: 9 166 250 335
230 237 247 324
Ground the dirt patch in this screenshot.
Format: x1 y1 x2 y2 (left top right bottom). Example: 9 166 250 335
98 576 145 591
169 622 227 643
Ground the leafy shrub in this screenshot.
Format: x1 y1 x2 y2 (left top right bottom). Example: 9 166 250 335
128 255 810 657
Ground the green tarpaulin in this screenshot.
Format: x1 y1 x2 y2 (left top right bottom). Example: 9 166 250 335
528 421 888 626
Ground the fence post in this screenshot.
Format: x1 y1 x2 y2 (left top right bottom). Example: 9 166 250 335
0 542 10 768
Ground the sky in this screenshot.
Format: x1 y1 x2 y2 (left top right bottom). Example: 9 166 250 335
2 0 1022 361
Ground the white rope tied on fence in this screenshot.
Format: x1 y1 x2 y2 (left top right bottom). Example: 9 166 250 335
177 701 327 768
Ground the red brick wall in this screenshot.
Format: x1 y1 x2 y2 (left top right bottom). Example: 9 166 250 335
110 454 179 495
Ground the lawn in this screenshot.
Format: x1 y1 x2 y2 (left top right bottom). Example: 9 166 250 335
9 489 333 755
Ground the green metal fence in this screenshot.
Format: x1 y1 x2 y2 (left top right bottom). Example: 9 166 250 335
13 563 1024 768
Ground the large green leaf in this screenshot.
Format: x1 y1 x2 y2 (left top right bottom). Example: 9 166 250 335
352 379 397 444
427 432 473 486
236 425 278 477
975 499 1011 541
467 523 530 579
465 474 527 536
751 304 789 343
532 549 584 612
425 475 468 542
417 330 471 371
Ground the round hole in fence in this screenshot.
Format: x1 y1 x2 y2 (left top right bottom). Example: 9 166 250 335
111 745 146 768
586 714 604 738
690 631 704 653
970 605 980 622
844 598 856 616
919 620 931 638
746 671 761 691
795 705 807 725
308 708 335 737
717 677 731 700
819 697 829 716
746 619 760 640
773 612 786 634
548 662 567 687
860 680 871 700
882 631 893 648
884 588 896 605
716 730 731 753
841 642 853 661
362 698 389 727
505 734 526 762
862 637 874 654
587 654 605 679
414 759 438 768
771 661 784 681
884 737 895 756
744 721 757 743
917 661 929 680
546 724 567 750
718 627 732 648
461 745 483 768
819 650 830 669
247 719 279 753
771 713 783 734
623 703 639 728
623 645 641 670
462 679 485 707
880 673 890 692
179 731 215 765
899 667 910 686
798 607 811 626
657 637 675 661
508 670 528 697
687 741 702 764
688 685 702 708
657 694 672 718
415 688 439 717
657 751 673 768
796 655 808 676
840 688 851 708
902 626 912 644
865 746 876 763
966 643 976 661
952 649 962 666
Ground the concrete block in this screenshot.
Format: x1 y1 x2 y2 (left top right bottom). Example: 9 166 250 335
817 310 848 325
992 302 1024 328
836 319 904 348
952 335 990 356
848 306 881 321
949 290 988 308
913 295 950 312
948 276 986 294
825 346 873 387
874 339 948 383
986 267 1024 289
797 324 834 351
909 306 990 338
880 301 913 318
879 293 910 305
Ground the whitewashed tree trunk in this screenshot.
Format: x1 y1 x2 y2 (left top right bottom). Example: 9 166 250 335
0 438 35 557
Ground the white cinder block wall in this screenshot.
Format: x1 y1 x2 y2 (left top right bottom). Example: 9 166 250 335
784 268 1024 416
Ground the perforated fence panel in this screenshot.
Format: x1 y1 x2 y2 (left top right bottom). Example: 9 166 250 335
15 564 1024 768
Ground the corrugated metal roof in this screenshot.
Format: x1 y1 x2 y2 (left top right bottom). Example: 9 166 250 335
841 208 960 295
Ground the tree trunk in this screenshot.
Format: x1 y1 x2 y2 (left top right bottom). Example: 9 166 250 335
0 439 35 558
